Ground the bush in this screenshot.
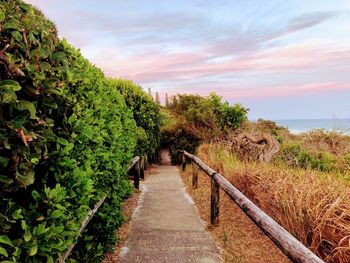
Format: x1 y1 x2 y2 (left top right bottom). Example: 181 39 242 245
0 1 137 262
162 93 248 161
108 79 161 157
276 143 338 173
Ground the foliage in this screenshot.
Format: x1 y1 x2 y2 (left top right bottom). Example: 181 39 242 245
161 122 201 164
274 142 350 173
169 93 247 136
0 1 137 262
162 93 248 161
108 79 161 157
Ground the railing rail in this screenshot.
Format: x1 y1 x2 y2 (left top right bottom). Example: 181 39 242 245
57 156 143 263
180 150 324 263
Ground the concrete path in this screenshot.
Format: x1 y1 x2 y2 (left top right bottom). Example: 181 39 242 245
120 155 222 263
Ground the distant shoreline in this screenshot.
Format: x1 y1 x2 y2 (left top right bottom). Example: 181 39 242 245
251 118 350 135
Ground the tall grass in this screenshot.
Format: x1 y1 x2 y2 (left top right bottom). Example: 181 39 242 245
198 143 350 263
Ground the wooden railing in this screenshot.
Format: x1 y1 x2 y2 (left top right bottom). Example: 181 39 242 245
57 156 143 263
180 150 324 263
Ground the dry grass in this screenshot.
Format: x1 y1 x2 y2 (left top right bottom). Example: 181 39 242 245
297 130 350 156
197 143 350 263
181 167 290 263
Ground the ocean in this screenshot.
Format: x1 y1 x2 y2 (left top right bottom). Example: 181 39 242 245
274 119 350 134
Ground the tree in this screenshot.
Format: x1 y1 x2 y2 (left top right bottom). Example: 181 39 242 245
155 92 160 104
165 93 170 108
148 87 153 100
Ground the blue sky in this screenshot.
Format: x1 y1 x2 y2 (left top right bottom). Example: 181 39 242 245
26 0 350 120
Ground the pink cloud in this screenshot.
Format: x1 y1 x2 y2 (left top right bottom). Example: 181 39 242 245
155 81 350 104
94 41 350 87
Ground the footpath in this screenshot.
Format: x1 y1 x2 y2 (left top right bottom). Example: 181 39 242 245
119 153 222 263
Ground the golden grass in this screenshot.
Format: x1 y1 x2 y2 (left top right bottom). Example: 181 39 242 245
182 167 290 262
197 143 350 263
296 130 350 156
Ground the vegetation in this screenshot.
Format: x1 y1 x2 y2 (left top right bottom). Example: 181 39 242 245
195 143 350 262
0 1 159 262
240 119 350 174
109 79 161 158
1 1 348 263
161 93 248 162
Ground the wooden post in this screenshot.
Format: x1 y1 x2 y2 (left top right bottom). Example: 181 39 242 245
134 160 140 190
192 162 199 189
210 177 220 226
181 153 186 171
140 157 145 180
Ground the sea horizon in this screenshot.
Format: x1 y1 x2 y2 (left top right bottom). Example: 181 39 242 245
251 118 350 135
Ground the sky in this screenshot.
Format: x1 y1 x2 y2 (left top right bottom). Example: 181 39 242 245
25 0 350 120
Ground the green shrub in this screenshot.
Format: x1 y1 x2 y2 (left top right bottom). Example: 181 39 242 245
108 79 161 157
277 143 338 173
0 1 137 262
162 93 248 161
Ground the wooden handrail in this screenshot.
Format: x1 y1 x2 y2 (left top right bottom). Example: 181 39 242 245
181 150 324 263
57 156 143 263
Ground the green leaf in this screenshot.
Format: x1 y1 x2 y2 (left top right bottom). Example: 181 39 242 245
0 80 21 91
57 137 69 146
3 20 20 31
19 2 33 14
0 10 5 22
15 100 36 119
28 32 36 43
11 31 22 42
81 127 93 140
42 96 58 109
0 157 9 167
21 220 29 231
50 210 63 219
34 224 48 235
31 190 41 202
0 175 13 184
1 92 17 104
13 246 21 257
28 242 37 256
23 231 31 242
0 236 14 248
3 140 11 149
47 255 54 263
52 51 66 61
68 113 77 124
53 226 64 234
11 209 23 220
30 157 39 164
16 171 35 187
40 62 51 71
39 45 51 58
0 246 8 257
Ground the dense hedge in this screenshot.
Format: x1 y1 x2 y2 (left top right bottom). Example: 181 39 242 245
0 1 138 262
109 79 161 157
